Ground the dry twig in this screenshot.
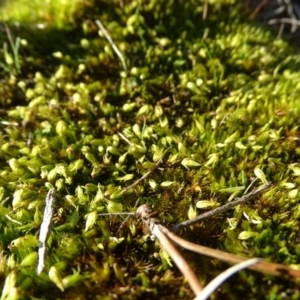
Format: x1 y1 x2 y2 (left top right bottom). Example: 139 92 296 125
163 226 300 278
120 147 170 195
37 189 56 274
95 19 127 72
194 258 261 300
136 199 300 298
136 204 204 296
100 183 300 298
171 182 272 232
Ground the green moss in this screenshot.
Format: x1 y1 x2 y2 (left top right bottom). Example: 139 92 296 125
0 0 86 27
1 0 300 298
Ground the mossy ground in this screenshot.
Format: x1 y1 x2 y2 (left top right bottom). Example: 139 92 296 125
1 0 300 299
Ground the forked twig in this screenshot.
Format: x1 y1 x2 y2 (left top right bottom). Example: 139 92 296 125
162 226 300 278
136 204 203 296
248 0 300 34
136 199 300 298
100 183 300 298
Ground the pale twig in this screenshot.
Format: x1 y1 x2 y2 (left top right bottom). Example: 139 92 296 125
97 183 300 298
136 204 203 296
0 120 19 126
4 23 15 50
285 0 298 32
161 228 300 278
136 204 300 283
5 214 22 225
27 131 33 148
95 19 127 72
120 147 170 195
171 182 272 232
117 198 140 233
194 258 261 300
5 203 23 225
202 1 208 20
263 0 300 33
117 132 133 146
37 189 56 275
98 211 135 234
243 177 258 195
268 17 300 28
153 224 203 295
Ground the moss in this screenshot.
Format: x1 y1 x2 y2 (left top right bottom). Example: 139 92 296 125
1 0 300 299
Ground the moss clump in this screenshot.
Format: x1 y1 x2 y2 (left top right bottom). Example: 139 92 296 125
1 0 300 299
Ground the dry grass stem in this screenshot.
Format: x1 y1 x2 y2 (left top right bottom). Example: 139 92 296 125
95 19 127 72
121 147 170 195
194 258 261 300
171 183 272 232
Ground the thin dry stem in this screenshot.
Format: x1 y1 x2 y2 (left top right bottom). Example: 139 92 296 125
171 182 272 232
194 258 261 300
136 204 203 296
163 228 300 278
121 147 170 195
202 1 208 20
0 120 19 126
95 19 127 72
249 0 268 19
4 23 15 52
153 225 203 295
117 198 140 233
117 132 133 146
268 17 300 28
